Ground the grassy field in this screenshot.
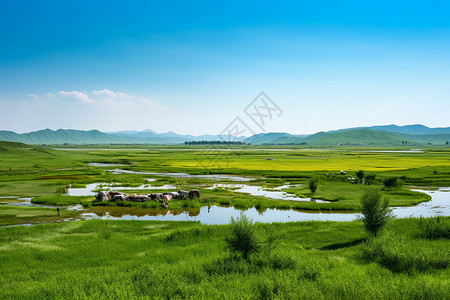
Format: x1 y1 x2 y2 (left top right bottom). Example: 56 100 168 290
0 206 78 226
0 142 449 298
0 218 448 299
1 142 449 224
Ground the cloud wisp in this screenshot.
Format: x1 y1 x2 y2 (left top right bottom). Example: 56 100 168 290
56 91 94 104
0 89 168 132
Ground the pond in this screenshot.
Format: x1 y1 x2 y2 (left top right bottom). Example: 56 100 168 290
67 183 450 224
0 196 54 208
106 168 255 182
87 162 128 167
207 184 330 203
73 188 449 224
64 180 322 203
2 167 448 225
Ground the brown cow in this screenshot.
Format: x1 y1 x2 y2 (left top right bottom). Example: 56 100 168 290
188 189 200 199
163 194 173 202
95 191 111 201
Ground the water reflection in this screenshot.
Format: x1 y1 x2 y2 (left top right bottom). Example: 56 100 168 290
87 162 128 167
1 196 54 208
77 205 357 224
74 188 449 224
208 184 329 203
107 169 255 182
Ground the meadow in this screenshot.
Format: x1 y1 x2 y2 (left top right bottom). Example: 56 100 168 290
0 142 449 298
1 142 450 224
0 218 448 299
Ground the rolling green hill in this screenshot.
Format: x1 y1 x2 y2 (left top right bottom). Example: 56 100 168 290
0 126 449 146
245 132 308 144
0 141 29 151
0 129 127 144
303 129 450 146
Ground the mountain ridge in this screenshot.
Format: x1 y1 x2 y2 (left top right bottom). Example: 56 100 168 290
0 124 449 145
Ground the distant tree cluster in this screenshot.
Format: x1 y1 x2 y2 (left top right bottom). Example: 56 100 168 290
184 140 248 145
261 142 308 145
383 177 403 189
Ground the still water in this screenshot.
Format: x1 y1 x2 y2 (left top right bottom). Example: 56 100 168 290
2 166 448 225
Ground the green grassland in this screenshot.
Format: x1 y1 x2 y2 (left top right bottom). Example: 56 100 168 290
0 218 448 299
1 142 449 298
0 206 79 226
0 142 449 223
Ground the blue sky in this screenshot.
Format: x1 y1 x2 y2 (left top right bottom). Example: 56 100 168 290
0 0 449 134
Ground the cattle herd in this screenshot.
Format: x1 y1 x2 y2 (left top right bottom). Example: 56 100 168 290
95 189 201 207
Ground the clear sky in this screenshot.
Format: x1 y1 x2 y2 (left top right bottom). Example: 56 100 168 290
1 0 449 135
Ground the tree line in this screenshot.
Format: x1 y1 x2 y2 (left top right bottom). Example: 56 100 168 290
184 140 248 145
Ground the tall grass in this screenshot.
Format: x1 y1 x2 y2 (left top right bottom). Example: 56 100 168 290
419 216 450 239
0 218 448 299
361 232 449 273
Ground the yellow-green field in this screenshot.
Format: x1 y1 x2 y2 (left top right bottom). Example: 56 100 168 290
1 142 449 225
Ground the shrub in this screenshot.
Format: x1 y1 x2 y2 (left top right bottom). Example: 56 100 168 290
383 177 403 189
308 177 319 194
419 217 450 239
203 255 249 275
359 187 393 237
226 213 261 260
361 233 449 272
356 170 365 182
365 174 376 185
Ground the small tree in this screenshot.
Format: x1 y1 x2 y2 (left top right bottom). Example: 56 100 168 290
365 174 376 185
226 213 260 260
359 188 393 237
356 170 365 182
309 177 319 194
383 177 403 189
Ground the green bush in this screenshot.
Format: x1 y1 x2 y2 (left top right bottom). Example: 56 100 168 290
356 170 365 182
359 187 393 237
383 177 403 189
419 217 450 239
365 174 376 184
309 177 319 194
362 233 449 272
226 213 261 260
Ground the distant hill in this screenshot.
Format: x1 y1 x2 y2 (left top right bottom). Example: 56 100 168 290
244 132 309 144
304 129 408 146
0 129 128 144
0 129 240 145
0 125 449 145
0 141 29 151
335 124 450 135
304 128 450 146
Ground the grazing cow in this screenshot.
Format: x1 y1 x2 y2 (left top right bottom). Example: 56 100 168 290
188 189 200 199
96 191 111 201
111 194 126 201
340 170 347 175
163 194 173 202
178 190 188 199
169 192 179 199
131 195 149 202
154 193 163 201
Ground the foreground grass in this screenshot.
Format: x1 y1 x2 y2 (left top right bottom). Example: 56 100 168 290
0 142 448 218
0 206 79 226
0 218 448 299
